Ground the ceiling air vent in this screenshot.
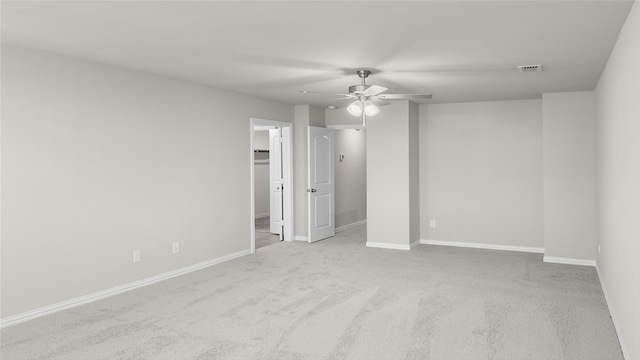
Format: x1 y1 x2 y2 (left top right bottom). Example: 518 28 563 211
518 64 543 73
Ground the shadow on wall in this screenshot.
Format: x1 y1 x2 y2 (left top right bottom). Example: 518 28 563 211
335 129 367 229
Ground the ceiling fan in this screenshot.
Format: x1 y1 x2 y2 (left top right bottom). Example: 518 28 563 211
302 69 433 126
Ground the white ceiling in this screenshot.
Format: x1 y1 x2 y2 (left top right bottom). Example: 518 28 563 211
1 1 634 106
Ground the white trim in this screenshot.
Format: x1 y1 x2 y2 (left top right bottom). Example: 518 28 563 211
281 125 294 243
253 125 277 131
366 242 411 251
327 124 365 130
410 239 420 249
335 219 367 232
420 239 544 254
543 256 596 267
294 236 308 242
596 265 630 360
0 249 251 329
250 123 256 253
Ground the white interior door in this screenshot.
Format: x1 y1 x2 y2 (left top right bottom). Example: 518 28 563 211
308 126 335 243
269 128 283 235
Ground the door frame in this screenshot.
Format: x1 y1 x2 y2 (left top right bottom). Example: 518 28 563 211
250 118 293 253
268 128 284 235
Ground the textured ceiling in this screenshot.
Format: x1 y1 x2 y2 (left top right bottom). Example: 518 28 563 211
1 1 634 107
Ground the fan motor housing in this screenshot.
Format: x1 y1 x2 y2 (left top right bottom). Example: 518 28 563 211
349 84 370 94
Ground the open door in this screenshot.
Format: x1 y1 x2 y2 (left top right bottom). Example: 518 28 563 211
308 126 335 243
251 118 293 253
269 128 283 237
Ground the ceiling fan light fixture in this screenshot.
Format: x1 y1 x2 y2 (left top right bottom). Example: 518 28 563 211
347 100 363 117
364 101 380 116
300 70 432 123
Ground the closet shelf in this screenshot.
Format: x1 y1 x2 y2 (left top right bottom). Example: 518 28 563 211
254 148 269 163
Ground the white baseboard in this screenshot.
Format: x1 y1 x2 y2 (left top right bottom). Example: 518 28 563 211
410 239 420 249
420 239 544 254
294 235 308 242
543 256 596 267
366 241 411 251
596 265 630 360
335 219 367 233
0 249 252 329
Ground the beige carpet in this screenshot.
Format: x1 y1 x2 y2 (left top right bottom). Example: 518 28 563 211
0 225 623 359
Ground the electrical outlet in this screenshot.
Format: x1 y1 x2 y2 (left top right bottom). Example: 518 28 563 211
133 250 141 263
430 220 436 228
172 242 180 254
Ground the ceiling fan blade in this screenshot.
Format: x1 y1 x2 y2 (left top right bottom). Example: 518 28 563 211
362 85 388 96
299 90 351 97
370 98 391 107
377 94 433 100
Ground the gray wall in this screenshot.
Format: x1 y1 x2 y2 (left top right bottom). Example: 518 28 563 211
420 100 544 249
367 101 418 248
1 46 294 318
325 108 361 127
542 91 597 261
335 129 366 228
594 2 640 358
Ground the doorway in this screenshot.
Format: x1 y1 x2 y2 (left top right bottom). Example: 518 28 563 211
250 118 293 253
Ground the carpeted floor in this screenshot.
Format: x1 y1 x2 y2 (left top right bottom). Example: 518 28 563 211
0 225 623 359
255 216 281 249
255 216 271 233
